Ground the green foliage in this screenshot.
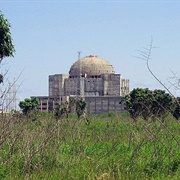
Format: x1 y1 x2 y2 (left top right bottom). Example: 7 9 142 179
125 88 153 120
54 98 87 120
19 97 39 115
125 88 174 121
152 89 174 119
0 11 15 85
0 165 8 180
107 112 116 117
0 115 179 179
0 11 15 61
54 102 69 120
75 98 86 119
172 97 180 120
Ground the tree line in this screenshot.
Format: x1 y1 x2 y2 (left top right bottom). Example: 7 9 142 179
124 88 180 121
19 97 87 121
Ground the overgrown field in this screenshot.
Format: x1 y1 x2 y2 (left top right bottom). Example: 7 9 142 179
0 113 180 179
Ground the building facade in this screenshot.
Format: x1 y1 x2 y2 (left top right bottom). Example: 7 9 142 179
34 55 129 114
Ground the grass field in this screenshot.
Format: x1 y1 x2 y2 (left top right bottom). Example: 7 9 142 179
0 113 180 179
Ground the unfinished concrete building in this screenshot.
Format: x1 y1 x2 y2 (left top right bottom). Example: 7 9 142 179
34 55 130 114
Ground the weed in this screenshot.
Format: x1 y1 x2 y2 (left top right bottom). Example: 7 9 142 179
0 113 179 179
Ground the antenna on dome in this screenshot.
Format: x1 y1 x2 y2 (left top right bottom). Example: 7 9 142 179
77 51 82 97
78 51 81 62
78 51 81 81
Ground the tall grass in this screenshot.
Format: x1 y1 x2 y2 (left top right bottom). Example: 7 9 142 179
0 113 179 179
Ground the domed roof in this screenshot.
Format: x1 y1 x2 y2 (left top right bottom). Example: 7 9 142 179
69 55 114 77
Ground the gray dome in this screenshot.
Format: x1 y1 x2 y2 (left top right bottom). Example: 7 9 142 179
69 55 114 77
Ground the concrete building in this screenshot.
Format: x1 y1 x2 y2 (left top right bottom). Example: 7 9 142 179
34 55 129 114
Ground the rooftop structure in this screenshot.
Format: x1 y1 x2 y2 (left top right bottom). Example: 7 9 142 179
69 55 114 77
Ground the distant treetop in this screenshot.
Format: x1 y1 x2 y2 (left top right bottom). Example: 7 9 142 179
0 11 15 62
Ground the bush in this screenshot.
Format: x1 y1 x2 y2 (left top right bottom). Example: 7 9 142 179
124 88 174 121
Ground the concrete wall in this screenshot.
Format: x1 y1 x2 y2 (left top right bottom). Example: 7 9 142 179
102 74 121 96
121 79 130 96
49 73 129 98
64 76 106 97
64 78 78 96
85 96 126 114
33 96 69 112
49 74 68 96
47 73 129 114
33 95 126 114
55 74 124 97
84 77 104 96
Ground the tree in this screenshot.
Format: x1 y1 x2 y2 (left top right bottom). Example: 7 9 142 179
54 101 69 120
151 89 174 120
75 98 86 119
54 98 87 120
125 88 174 121
0 11 15 63
19 97 39 115
0 11 16 113
124 88 153 120
134 38 180 119
172 97 180 120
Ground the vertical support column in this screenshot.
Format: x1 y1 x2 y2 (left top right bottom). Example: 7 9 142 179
46 100 48 112
53 100 55 111
40 100 42 112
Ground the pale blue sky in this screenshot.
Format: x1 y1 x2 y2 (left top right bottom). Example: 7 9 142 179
1 0 180 100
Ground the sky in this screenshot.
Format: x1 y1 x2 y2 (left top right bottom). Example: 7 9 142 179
0 0 180 102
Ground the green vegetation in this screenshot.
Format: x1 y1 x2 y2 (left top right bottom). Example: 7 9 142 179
0 113 179 179
125 88 179 121
0 11 15 62
0 11 15 85
19 97 39 115
75 98 86 119
55 98 86 120
172 97 180 120
0 11 179 180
